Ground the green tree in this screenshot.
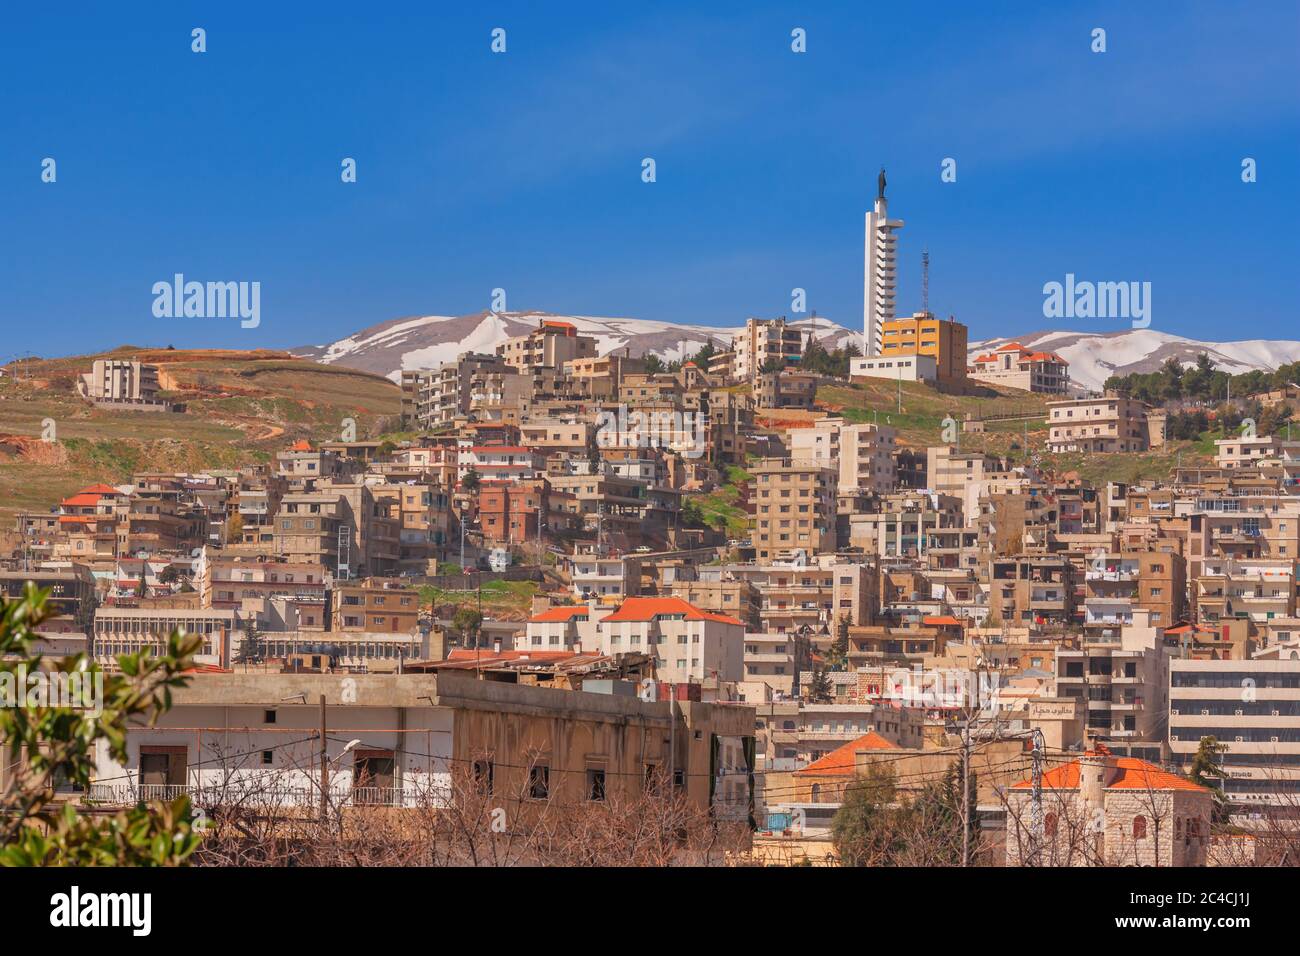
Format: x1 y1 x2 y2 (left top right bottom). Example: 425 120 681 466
831 764 900 865
1190 735 1229 823
0 584 203 866
807 665 832 703
825 615 849 672
461 468 481 493
452 606 484 648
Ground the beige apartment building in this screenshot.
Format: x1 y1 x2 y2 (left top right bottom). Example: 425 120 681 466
788 418 896 494
1046 396 1151 453
925 445 1006 502
79 359 163 406
496 319 597 372
750 459 837 561
1214 435 1300 470
1195 555 1295 627
731 317 804 383
401 352 513 429
1082 549 1187 637
1054 609 1177 746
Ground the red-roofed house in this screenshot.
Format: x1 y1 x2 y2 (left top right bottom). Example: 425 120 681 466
1004 746 1212 866
598 596 745 686
524 603 599 651
969 342 1069 394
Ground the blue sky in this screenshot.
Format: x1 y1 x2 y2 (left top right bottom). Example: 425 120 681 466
2 0 1297 357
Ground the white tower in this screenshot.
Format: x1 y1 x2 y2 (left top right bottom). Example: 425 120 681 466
864 168 904 356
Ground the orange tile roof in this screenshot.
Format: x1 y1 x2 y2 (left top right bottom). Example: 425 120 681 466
60 494 106 507
527 606 591 623
598 596 744 626
288 439 312 452
78 483 121 495
796 732 901 776
923 615 962 626
1010 754 1208 792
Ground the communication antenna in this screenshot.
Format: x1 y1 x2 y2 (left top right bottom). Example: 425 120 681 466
921 248 930 315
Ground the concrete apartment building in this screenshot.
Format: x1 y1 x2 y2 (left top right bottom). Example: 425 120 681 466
1194 555 1295 626
496 318 597 372
750 459 837 561
846 490 964 559
789 418 897 495
1214 435 1300 470
1082 549 1187 637
1169 658 1300 814
400 352 513 429
968 342 1070 394
740 632 797 699
988 554 1077 627
1046 396 1151 453
92 606 244 670
1055 609 1177 750
695 559 877 636
332 577 419 634
876 312 968 388
78 359 171 410
667 577 760 630
87 671 755 828
925 446 1006 502
731 317 804 383
1186 493 1300 578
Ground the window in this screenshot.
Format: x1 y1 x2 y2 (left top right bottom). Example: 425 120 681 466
1132 815 1148 839
529 764 550 799
264 709 277 724
587 768 607 801
261 750 274 766
1044 812 1058 837
473 759 494 795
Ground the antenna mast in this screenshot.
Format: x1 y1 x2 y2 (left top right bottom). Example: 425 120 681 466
921 248 930 315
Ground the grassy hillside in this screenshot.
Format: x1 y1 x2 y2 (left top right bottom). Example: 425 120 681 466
0 347 400 526
817 379 1214 484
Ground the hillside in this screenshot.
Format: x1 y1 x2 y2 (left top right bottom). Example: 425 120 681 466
297 310 1300 394
0 347 400 525
293 310 858 381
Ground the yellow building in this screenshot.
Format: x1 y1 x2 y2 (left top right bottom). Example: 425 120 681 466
878 311 968 387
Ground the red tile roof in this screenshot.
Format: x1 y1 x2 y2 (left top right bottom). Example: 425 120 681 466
527 606 591 623
78 483 121 495
1010 753 1208 793
796 732 901 776
598 596 744 626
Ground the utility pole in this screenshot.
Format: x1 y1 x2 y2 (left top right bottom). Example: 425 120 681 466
961 716 972 867
1029 728 1044 866
318 694 329 824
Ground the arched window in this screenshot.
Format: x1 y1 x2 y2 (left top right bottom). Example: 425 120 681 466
811 783 821 803
1044 812 1058 837
1175 817 1183 838
1132 815 1148 839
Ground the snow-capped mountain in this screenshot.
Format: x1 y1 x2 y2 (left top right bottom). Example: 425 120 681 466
293 310 859 381
968 329 1300 394
295 311 1300 394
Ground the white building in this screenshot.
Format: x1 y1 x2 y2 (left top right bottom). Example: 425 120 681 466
864 168 903 356
850 353 936 384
